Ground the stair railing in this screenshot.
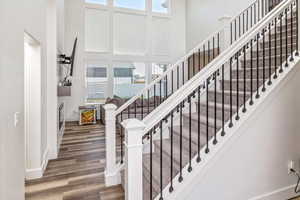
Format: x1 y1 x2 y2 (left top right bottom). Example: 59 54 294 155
104 29 224 186
122 0 299 199
230 0 284 44
103 0 288 188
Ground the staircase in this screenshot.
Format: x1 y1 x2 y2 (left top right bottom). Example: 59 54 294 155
103 0 300 199
142 12 298 200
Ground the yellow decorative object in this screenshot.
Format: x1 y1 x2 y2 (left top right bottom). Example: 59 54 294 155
79 106 97 125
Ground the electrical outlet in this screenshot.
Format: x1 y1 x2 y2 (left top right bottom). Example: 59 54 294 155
288 160 295 174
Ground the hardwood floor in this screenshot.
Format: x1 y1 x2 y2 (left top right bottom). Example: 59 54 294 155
25 122 124 200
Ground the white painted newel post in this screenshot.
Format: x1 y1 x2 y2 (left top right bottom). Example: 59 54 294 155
122 119 145 200
104 104 120 186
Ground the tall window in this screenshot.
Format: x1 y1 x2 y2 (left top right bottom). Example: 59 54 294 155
114 63 146 98
114 0 145 10
152 0 169 13
85 0 107 5
86 64 108 103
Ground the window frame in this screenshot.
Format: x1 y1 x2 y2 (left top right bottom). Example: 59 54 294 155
113 62 147 98
113 0 146 11
152 0 171 15
151 62 169 81
84 0 172 15
85 0 107 6
85 62 109 103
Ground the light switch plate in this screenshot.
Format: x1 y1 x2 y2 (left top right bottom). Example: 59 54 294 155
14 112 20 127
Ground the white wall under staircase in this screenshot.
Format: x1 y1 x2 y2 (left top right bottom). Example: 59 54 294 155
175 60 300 200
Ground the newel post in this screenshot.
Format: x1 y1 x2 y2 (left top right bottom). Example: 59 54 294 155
122 119 145 200
104 104 120 186
219 15 232 51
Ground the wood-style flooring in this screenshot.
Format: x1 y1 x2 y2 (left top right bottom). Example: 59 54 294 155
25 122 124 200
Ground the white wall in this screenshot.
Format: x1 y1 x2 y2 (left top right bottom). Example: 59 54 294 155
0 0 64 198
23 0 49 166
0 2 25 199
1 0 27 198
57 0 65 52
63 0 186 121
47 0 63 160
179 63 300 200
63 0 86 121
186 0 254 51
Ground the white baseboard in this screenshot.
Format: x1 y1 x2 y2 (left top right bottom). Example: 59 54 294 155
26 148 49 180
105 170 121 186
105 164 123 186
249 185 297 200
48 149 58 160
25 167 43 180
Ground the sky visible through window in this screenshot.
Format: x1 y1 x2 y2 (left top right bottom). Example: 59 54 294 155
85 0 168 13
152 0 168 13
115 0 145 10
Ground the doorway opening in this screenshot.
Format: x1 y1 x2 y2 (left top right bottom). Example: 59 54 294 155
24 32 43 180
